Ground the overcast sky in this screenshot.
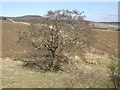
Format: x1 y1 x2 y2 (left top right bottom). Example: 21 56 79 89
1 2 118 22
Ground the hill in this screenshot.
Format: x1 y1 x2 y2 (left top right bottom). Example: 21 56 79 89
99 22 120 25
1 15 119 31
92 22 118 31
2 19 118 58
2 20 35 58
0 15 45 22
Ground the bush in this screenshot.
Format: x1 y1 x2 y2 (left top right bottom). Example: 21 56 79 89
20 54 69 72
62 62 109 88
116 28 120 31
107 58 120 89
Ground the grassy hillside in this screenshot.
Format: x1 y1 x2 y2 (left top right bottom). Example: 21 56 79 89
2 20 118 57
2 20 34 57
93 29 118 57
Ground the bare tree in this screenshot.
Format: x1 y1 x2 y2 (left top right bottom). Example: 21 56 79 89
18 9 95 71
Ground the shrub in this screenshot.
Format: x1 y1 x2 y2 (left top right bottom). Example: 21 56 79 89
107 58 120 89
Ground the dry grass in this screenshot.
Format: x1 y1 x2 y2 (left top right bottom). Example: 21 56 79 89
2 52 114 88
2 57 68 88
93 29 118 57
62 59 114 88
2 20 34 58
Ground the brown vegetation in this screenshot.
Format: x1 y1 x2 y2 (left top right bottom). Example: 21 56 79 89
93 29 118 57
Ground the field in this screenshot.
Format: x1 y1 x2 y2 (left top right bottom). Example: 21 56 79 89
1 20 119 88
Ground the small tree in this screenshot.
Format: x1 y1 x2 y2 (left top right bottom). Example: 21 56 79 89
18 9 95 71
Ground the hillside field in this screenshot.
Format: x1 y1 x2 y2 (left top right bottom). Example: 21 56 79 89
93 29 118 57
2 20 119 58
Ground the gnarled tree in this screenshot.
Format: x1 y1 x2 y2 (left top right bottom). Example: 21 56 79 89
18 9 95 71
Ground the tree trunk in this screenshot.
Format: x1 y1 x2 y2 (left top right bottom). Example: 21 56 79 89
51 51 56 71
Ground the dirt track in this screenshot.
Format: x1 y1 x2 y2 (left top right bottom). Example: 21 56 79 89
9 19 30 25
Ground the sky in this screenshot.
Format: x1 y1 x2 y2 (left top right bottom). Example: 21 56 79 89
1 2 118 22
